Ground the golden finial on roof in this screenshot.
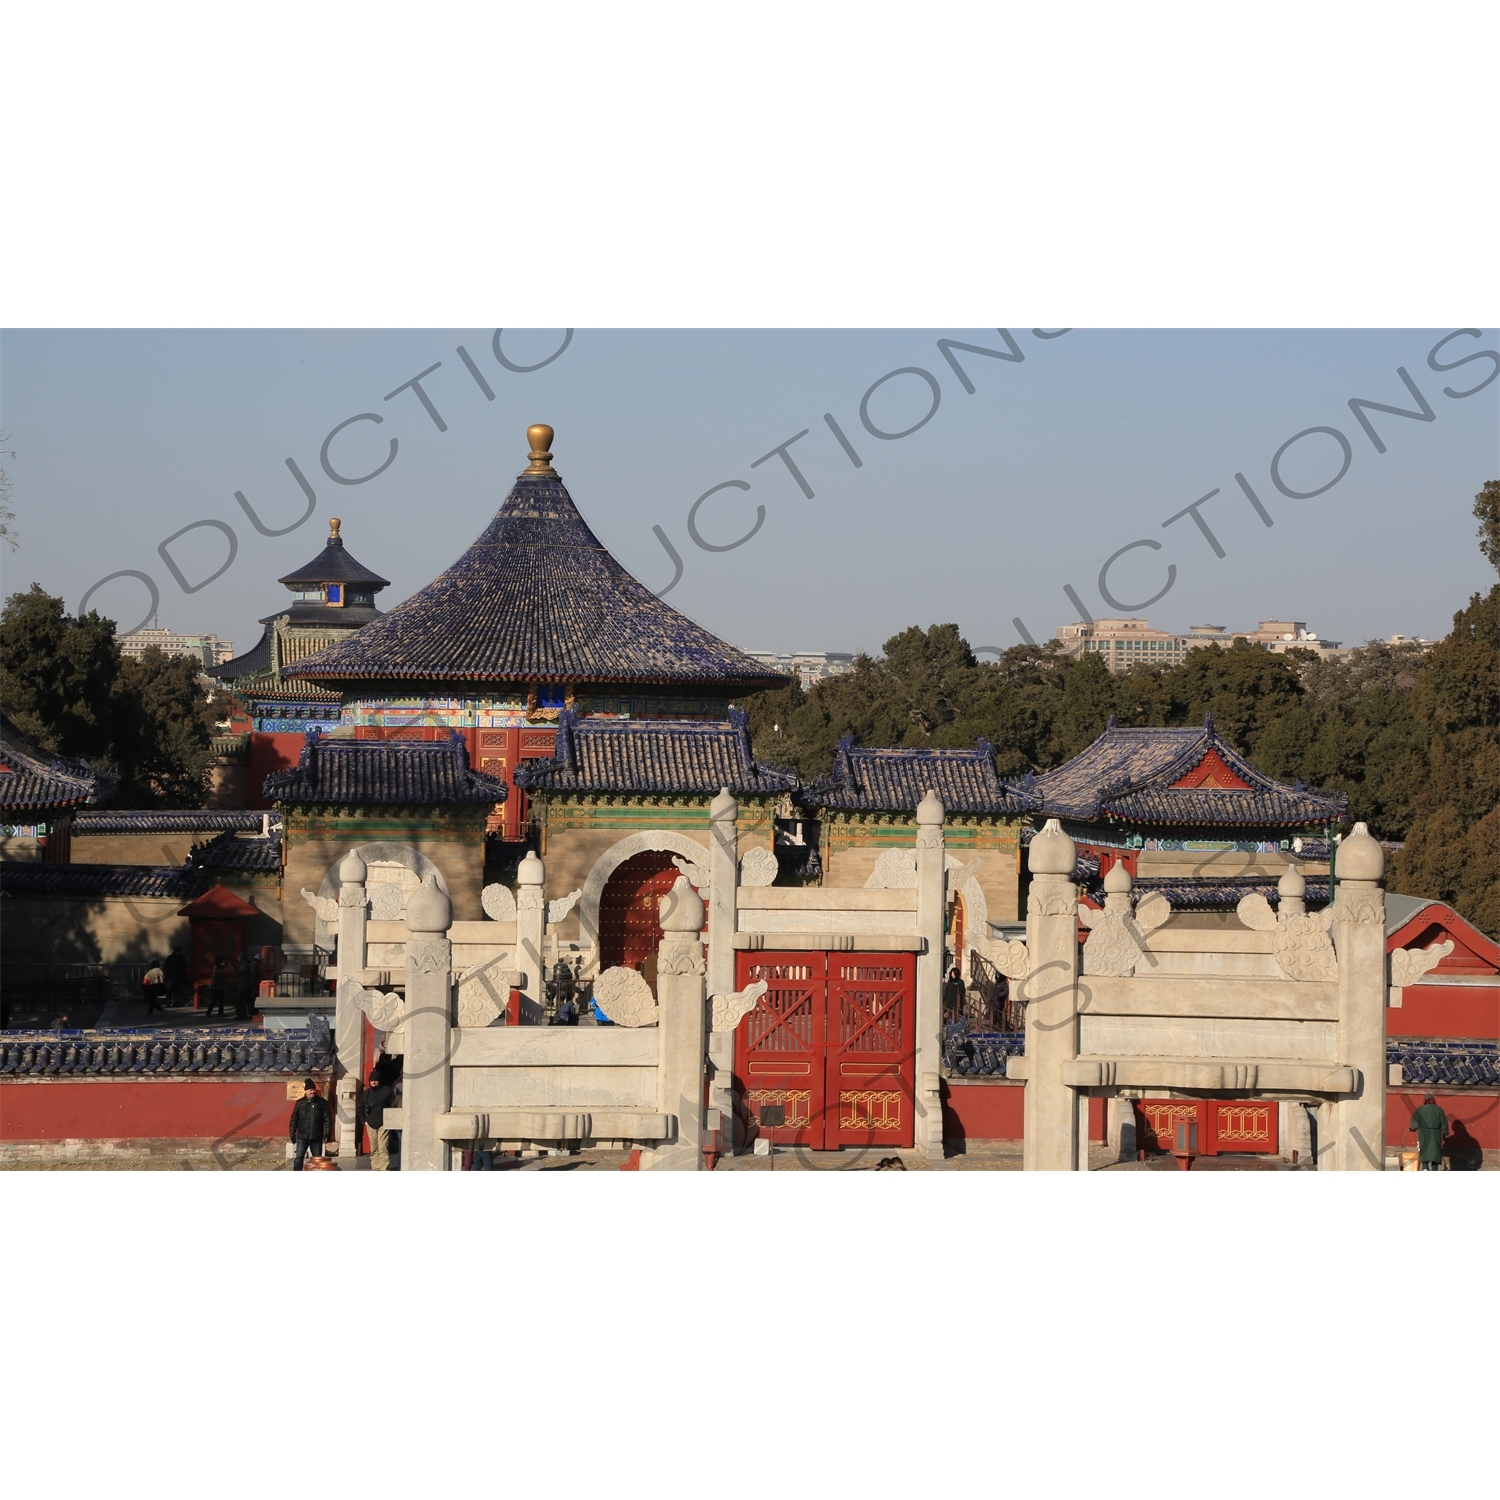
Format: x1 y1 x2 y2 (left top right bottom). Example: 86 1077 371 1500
329 517 342 539
523 424 557 476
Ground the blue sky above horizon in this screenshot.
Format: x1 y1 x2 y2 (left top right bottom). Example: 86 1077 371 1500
1 327 1495 666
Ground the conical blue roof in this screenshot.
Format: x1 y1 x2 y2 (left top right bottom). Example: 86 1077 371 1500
288 447 787 693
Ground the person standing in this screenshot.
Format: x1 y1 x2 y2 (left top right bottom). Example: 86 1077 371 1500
163 948 187 1007
361 1071 395 1170
943 966 966 1024
289 1079 333 1169
1409 1095 1449 1171
205 957 233 1019
142 961 167 1017
231 951 256 1021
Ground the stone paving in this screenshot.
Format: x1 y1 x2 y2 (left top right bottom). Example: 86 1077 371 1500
3 1138 1493 1171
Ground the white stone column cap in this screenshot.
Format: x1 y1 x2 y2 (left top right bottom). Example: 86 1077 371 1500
1029 817 1077 876
338 848 367 884
406 873 452 933
518 850 545 886
659 875 706 932
1337 822 1384 881
916 789 944 825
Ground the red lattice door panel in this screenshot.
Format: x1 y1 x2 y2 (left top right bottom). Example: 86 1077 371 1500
829 955 915 1149
735 952 828 1149
1134 1099 1279 1156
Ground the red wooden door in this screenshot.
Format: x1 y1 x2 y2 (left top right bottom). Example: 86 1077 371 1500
735 952 827 1148
734 951 916 1151
828 955 915 1149
599 850 691 974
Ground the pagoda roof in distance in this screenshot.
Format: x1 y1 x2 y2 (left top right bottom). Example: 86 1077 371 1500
287 426 789 694
277 518 391 588
514 709 799 798
1028 715 1346 828
795 735 1042 817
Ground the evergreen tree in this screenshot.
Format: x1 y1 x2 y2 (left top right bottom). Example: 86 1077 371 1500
0 586 223 807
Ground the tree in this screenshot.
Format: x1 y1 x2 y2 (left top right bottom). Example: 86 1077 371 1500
0 584 119 758
111 647 224 805
1476 478 1500 574
0 586 222 807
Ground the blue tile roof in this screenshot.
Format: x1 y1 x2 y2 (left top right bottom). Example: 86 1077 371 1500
286 458 789 693
0 1023 334 1076
212 624 274 681
263 730 508 805
514 709 799 797
795 735 1041 816
0 715 110 815
277 525 391 589
939 1029 1500 1088
74 810 276 835
1029 716 1345 828
1128 875 1331 910
0 863 203 899
186 828 282 873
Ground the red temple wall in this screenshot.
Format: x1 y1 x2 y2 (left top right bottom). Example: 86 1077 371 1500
1387 984 1500 1039
0 1078 317 1141
940 1082 1105 1143
1386 1090 1499 1149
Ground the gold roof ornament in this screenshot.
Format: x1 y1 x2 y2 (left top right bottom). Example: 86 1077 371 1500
523 424 556 477
328 517 342 538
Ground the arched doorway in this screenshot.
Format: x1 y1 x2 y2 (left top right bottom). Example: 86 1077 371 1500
598 850 701 975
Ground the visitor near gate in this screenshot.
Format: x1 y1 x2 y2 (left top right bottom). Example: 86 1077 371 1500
163 948 188 1007
203 956 234 1018
289 1078 332 1169
142 961 167 1017
943 966 965 1022
362 1071 395 1171
231 951 256 1021
1409 1095 1449 1171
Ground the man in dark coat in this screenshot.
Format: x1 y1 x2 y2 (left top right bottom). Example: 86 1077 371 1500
289 1078 333 1169
361 1071 396 1170
1409 1095 1448 1170
164 948 187 1006
205 957 233 1019
231 952 256 1021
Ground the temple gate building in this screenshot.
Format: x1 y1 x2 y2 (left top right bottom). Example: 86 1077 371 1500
273 426 790 958
793 734 1041 966
1027 714 1346 910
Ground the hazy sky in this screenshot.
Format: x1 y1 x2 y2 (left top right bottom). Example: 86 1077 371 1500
1 328 1495 663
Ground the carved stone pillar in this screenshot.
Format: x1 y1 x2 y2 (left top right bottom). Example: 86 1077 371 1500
707 787 739 1149
1022 818 1081 1171
402 874 453 1172
515 850 546 1010
1332 823 1386 1171
914 790 947 1162
334 848 370 1162
642 876 706 1171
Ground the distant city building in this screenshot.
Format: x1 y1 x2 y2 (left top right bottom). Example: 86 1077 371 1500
1055 617 1343 672
747 651 856 689
116 626 234 670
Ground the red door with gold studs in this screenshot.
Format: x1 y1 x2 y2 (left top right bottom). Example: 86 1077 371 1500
598 850 699 974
